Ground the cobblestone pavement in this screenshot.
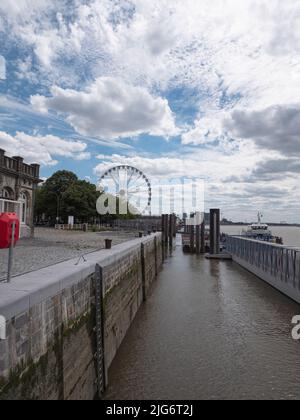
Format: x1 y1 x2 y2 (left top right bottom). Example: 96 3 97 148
0 228 137 281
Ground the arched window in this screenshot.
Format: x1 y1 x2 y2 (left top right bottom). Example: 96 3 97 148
0 187 15 212
1 188 13 199
20 192 28 224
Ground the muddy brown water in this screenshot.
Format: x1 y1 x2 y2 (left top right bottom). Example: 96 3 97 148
105 237 300 400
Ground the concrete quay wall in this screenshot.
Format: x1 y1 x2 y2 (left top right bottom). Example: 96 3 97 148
0 233 163 400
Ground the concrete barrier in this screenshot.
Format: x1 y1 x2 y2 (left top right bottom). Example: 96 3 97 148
0 233 163 400
227 236 300 304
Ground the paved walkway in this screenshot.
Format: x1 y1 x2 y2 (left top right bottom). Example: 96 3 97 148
0 228 136 281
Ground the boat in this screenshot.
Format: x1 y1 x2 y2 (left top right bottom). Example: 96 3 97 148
242 213 283 244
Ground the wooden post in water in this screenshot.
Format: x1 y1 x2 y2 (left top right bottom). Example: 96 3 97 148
173 215 177 238
190 224 195 254
169 214 173 247
210 209 220 255
165 215 169 246
196 224 201 255
161 215 165 261
201 218 205 254
161 215 165 240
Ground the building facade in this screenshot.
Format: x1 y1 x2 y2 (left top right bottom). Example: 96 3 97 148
0 149 41 237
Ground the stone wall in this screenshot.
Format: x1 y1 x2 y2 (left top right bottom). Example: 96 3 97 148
0 233 163 400
142 237 159 299
102 244 143 377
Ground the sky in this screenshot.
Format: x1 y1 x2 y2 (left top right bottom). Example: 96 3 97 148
0 0 300 222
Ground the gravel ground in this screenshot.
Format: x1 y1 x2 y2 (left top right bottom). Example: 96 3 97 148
0 228 137 281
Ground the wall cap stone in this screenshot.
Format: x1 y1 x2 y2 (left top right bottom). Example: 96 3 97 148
0 233 162 319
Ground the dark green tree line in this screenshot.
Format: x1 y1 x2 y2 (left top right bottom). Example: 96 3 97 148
35 170 137 225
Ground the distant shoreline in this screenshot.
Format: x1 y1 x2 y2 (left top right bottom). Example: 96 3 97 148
221 223 300 227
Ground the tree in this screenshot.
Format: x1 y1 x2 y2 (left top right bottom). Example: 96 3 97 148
44 170 78 195
35 170 138 225
35 171 99 225
61 180 99 221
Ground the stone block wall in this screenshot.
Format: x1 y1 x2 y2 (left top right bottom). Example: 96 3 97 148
0 274 96 400
142 237 158 299
0 233 163 400
102 245 143 375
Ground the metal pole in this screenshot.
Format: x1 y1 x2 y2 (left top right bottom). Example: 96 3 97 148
7 221 16 283
30 183 37 239
55 193 60 224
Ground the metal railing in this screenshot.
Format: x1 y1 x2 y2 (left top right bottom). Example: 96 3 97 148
54 219 163 232
113 218 162 232
226 236 300 289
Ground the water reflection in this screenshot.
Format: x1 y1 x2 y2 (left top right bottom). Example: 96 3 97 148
105 242 300 400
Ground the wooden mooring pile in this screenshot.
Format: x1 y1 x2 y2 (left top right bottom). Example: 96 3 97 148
182 209 223 256
161 214 177 248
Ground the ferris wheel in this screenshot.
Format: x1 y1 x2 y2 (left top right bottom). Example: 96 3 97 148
98 165 152 215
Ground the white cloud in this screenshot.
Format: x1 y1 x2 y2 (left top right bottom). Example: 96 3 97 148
1 0 300 221
225 104 300 156
2 0 299 95
0 131 90 166
0 56 6 80
3 1 300 115
94 143 261 182
31 77 178 140
0 0 49 17
182 111 230 145
93 145 300 223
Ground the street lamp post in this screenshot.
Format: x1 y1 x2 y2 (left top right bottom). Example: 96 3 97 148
56 194 60 224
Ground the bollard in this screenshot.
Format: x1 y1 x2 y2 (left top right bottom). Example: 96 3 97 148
105 239 112 249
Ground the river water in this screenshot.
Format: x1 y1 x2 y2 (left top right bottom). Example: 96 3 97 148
221 226 300 247
105 237 300 400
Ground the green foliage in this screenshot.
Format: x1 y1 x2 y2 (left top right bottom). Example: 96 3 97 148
44 170 78 195
35 170 138 225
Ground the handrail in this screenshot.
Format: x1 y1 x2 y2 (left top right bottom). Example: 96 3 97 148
226 235 300 288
